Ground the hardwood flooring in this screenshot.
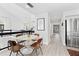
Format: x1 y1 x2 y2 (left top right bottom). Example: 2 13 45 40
43 39 69 56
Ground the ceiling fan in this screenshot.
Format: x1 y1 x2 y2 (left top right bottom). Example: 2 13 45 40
27 3 34 8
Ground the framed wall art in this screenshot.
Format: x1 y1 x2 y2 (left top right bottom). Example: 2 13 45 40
37 18 45 31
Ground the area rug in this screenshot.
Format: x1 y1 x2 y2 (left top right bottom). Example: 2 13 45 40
67 49 79 56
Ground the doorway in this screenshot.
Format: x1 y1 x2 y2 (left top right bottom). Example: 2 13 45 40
53 25 59 33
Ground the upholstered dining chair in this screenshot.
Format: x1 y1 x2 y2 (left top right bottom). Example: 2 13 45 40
30 38 43 56
8 40 24 56
37 38 43 45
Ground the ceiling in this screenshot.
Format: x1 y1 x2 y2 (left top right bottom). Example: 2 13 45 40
16 3 79 15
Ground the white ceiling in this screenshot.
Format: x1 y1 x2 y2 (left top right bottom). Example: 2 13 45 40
0 3 35 23
16 3 79 15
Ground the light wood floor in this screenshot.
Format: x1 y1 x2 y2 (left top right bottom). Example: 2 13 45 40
42 39 69 56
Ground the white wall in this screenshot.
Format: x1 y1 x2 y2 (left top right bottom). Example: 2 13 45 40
0 4 35 31
63 9 79 17
35 13 49 45
60 17 65 45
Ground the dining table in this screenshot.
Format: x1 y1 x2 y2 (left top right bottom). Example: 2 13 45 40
15 34 37 46
15 34 37 55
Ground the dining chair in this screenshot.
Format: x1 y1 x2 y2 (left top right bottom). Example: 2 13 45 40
30 38 43 56
37 38 43 54
8 40 24 56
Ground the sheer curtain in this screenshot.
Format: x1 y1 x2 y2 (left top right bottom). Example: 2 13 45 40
67 17 79 48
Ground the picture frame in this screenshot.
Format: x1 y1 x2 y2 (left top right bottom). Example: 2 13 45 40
0 24 4 30
37 18 45 31
53 25 59 33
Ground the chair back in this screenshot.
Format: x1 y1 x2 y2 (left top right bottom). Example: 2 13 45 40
8 40 17 46
31 42 38 48
37 38 42 44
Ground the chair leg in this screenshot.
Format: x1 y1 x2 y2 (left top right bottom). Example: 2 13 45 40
29 48 34 56
35 49 38 56
19 50 24 56
39 47 43 55
9 51 12 56
16 52 18 56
